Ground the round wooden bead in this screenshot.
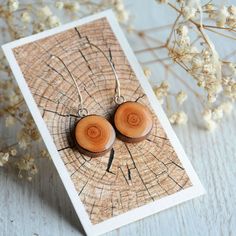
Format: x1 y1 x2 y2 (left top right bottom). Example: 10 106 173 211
114 101 153 143
74 115 116 157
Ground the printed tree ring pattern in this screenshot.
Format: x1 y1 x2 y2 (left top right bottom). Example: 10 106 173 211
114 101 153 143
74 115 116 157
13 18 192 224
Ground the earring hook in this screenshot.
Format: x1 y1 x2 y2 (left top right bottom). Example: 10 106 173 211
49 40 125 118
85 42 124 104
50 55 87 117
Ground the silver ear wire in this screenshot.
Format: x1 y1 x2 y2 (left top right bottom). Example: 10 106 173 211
86 43 124 104
50 55 86 117
49 40 125 118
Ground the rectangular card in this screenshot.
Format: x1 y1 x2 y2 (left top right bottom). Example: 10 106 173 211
2 10 205 236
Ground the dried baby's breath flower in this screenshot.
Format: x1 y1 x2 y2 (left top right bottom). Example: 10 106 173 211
55 1 64 10
227 15 236 28
216 6 228 27
205 119 217 131
182 6 197 20
202 109 212 121
207 93 217 103
114 0 129 23
212 106 223 120
0 152 10 166
10 148 17 156
116 10 129 23
6 0 19 12
115 0 125 11
220 101 233 114
16 154 38 179
33 23 46 33
40 149 50 159
176 91 187 104
64 2 80 12
47 15 61 28
21 12 31 24
205 3 214 12
17 130 30 150
176 25 188 36
169 111 188 125
155 81 169 104
5 116 15 127
38 6 53 20
143 67 152 78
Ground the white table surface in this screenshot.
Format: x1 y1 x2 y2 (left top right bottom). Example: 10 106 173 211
1 1 236 236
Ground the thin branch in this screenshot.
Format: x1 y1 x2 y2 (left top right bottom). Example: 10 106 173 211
134 45 166 54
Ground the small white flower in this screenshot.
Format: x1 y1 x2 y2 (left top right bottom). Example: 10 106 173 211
176 91 187 105
212 107 223 120
6 0 19 12
183 6 197 20
117 10 129 23
10 148 17 156
38 6 52 20
47 15 61 28
176 25 188 36
226 15 236 28
169 111 188 125
192 55 203 69
205 3 214 12
178 35 190 46
17 130 30 150
18 138 28 150
208 80 223 95
202 64 215 74
155 81 169 102
0 152 9 166
205 120 217 131
169 113 178 124
34 23 46 33
21 12 31 23
27 176 32 181
228 63 236 76
220 101 233 114
216 6 228 27
228 5 236 15
40 149 50 159
143 67 152 78
55 1 64 10
65 2 80 12
207 93 217 103
5 116 15 127
202 109 212 121
115 1 125 11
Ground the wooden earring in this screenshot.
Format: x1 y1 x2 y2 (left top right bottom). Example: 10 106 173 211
114 101 153 143
74 115 115 157
49 55 115 157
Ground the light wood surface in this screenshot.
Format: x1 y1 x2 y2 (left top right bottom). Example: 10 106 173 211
0 0 236 235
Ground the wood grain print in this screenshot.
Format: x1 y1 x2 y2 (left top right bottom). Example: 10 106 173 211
13 18 192 224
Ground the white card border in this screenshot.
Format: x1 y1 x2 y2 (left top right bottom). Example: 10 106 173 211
2 10 205 236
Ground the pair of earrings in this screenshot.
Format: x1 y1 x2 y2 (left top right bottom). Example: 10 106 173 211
74 100 153 157
51 43 153 158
